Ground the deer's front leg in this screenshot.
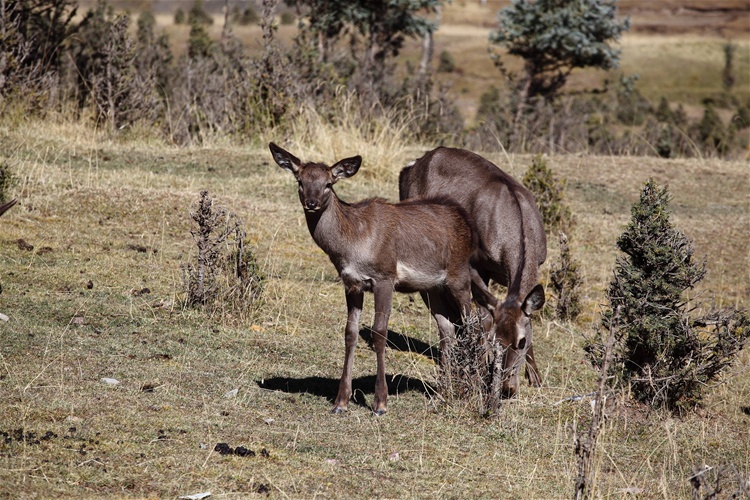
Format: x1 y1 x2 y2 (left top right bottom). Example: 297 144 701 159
333 290 363 414
371 281 393 416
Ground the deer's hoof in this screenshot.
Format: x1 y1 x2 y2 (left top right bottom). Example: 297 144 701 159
331 406 347 415
373 408 387 417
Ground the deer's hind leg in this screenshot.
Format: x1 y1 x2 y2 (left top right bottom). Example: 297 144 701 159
420 289 462 371
371 282 393 416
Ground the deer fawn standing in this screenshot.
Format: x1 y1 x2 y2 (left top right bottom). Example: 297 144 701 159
400 147 547 398
270 142 482 415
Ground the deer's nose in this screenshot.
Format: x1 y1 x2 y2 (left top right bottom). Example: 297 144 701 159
304 200 319 211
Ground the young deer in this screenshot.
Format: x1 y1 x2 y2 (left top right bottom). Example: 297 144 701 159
270 142 479 415
400 147 547 398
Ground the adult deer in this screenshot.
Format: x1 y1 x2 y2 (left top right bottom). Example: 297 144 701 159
270 142 481 415
399 147 546 398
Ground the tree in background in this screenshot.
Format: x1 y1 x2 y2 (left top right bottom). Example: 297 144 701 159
290 0 444 104
188 0 213 26
135 10 173 98
490 0 629 139
695 102 730 156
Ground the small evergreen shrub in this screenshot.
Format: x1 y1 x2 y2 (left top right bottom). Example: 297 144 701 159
615 75 652 126
280 11 294 25
188 17 213 59
550 231 582 321
174 8 186 24
233 6 259 25
188 0 213 26
694 103 730 155
588 179 750 412
522 155 572 233
437 50 455 73
655 96 672 123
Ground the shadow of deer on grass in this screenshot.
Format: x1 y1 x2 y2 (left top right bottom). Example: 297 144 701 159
257 328 439 412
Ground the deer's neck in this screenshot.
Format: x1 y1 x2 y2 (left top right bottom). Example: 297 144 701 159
304 195 355 263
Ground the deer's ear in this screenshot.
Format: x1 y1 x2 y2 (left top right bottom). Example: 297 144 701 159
269 142 301 174
331 156 362 182
522 284 545 316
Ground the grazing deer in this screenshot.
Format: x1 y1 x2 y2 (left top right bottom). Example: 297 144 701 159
400 147 547 398
270 142 481 415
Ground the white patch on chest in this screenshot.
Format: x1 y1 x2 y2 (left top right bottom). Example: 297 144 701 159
396 262 446 289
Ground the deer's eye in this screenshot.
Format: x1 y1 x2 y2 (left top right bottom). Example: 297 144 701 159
325 183 332 190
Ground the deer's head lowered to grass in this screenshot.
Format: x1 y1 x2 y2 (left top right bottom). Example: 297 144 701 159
270 142 480 415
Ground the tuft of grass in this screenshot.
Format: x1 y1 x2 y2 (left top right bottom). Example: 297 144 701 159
266 90 418 182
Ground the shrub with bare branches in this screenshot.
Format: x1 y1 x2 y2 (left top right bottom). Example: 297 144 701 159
182 191 264 316
440 315 526 416
0 0 79 112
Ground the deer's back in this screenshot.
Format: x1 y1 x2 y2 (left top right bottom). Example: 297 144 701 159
399 147 546 293
332 197 474 295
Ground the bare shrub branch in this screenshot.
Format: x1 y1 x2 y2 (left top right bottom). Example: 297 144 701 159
182 191 264 316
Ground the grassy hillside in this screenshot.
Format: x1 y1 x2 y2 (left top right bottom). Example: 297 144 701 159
0 120 748 497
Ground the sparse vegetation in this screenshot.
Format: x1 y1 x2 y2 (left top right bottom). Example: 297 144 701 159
0 0 747 158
